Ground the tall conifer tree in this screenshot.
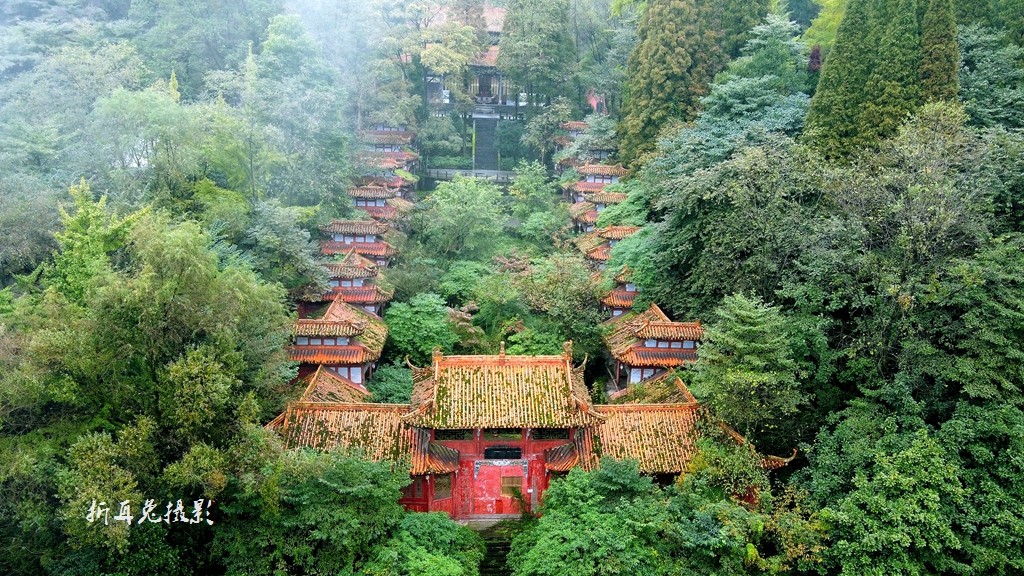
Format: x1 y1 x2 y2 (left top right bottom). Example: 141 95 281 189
617 0 723 165
806 0 923 156
921 0 959 100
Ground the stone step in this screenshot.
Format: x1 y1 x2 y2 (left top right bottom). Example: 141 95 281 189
474 118 499 171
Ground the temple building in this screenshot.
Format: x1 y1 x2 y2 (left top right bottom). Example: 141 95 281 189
267 344 791 521
603 303 704 389
424 5 512 106
320 219 399 267
296 248 394 318
349 185 415 225
573 226 641 270
289 297 388 386
600 267 639 318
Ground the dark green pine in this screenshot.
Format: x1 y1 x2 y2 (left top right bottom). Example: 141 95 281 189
617 0 724 166
921 0 960 100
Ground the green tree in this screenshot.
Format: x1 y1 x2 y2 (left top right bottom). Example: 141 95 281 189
958 24 1024 128
384 293 460 365
366 361 415 403
498 0 576 107
821 430 966 575
416 176 507 260
688 293 806 443
805 0 923 156
618 0 723 165
920 0 959 101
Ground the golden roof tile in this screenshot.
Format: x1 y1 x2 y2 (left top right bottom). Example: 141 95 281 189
578 164 628 177
299 365 371 403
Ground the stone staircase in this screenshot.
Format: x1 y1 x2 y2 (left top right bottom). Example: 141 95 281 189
479 534 512 576
474 117 499 171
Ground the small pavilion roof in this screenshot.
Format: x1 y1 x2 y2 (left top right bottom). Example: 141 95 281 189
588 192 629 204
568 201 599 224
298 365 371 403
332 284 395 305
325 249 379 280
322 240 399 258
570 181 608 194
578 164 628 177
603 303 703 367
290 298 388 362
361 131 414 145
574 226 640 261
349 185 400 200
403 343 603 429
601 285 638 309
560 121 588 132
320 220 390 236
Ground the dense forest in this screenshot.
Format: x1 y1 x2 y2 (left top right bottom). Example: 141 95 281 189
1 0 1023 574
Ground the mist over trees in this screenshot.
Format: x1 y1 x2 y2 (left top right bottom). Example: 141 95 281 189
1 0 1023 574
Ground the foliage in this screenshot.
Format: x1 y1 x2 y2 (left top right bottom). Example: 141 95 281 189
805 0 924 156
958 24 1024 128
618 0 722 165
920 0 959 101
367 362 415 404
416 177 507 260
688 293 807 444
497 0 576 107
364 512 486 576
521 97 574 164
384 293 460 365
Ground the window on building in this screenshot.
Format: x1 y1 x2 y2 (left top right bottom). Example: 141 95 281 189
353 278 364 287
341 280 352 287
310 338 322 346
484 446 522 459
338 337 350 345
657 341 669 348
402 478 424 499
376 199 385 206
295 337 309 345
501 476 522 497
670 341 682 349
612 309 623 317
644 339 657 348
351 366 363 384
323 338 335 346
683 341 695 349
625 283 636 292
329 280 339 287
435 429 474 441
484 429 522 440
532 429 570 440
434 474 452 499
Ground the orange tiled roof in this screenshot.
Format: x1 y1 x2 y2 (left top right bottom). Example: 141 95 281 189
588 244 612 262
608 373 697 404
388 197 415 212
361 131 414 145
276 402 411 456
290 298 387 361
403 345 603 429
560 121 588 131
362 157 403 170
571 181 608 194
635 321 704 341
362 176 409 189
568 201 599 224
473 45 500 68
594 404 701 473
362 205 397 221
604 303 703 367
600 226 641 240
273 402 459 474
349 185 400 199
578 164 628 177
325 249 378 280
358 150 419 163
333 284 395 305
588 192 628 204
320 220 390 236
299 365 371 402
322 241 399 258
544 442 579 472
601 285 638 308
411 428 460 474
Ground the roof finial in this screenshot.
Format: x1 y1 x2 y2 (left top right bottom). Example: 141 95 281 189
562 340 573 361
432 347 443 364
499 340 506 358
